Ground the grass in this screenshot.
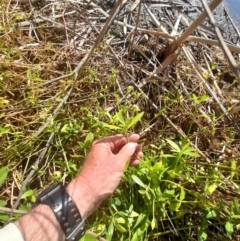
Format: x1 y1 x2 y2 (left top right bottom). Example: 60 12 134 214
1 0 240 240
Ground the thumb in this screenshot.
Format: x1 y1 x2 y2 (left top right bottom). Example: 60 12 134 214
116 142 138 166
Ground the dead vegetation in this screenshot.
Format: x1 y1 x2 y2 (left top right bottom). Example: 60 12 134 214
1 0 240 240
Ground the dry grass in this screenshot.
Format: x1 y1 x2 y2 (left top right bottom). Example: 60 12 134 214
1 0 240 240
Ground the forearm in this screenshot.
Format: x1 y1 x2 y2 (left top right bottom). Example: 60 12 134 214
15 204 64 241
15 178 94 241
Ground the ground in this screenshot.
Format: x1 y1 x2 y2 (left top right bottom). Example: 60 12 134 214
0 0 240 240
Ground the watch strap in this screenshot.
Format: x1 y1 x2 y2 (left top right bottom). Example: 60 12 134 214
36 183 85 241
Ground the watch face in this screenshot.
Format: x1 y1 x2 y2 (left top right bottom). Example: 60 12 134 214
36 183 85 241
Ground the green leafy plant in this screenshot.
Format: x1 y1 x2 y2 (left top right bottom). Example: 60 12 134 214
0 166 8 187
102 110 144 134
1 1 239 239
189 93 209 105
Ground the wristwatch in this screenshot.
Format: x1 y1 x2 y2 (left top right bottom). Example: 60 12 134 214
36 183 85 241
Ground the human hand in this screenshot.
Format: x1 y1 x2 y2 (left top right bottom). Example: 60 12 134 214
67 134 143 219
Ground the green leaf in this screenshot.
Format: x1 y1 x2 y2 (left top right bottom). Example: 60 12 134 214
0 166 8 187
166 140 180 152
198 230 207 241
0 213 9 222
131 175 146 188
0 200 7 207
206 210 217 219
0 124 10 137
181 142 191 151
114 223 127 233
115 111 125 125
0 97 9 107
210 62 217 70
232 199 239 214
125 112 144 130
231 160 237 179
179 188 186 201
113 197 121 206
169 202 181 211
165 189 175 195
182 149 200 157
131 222 149 241
153 161 163 171
21 189 34 199
167 170 176 178
189 93 198 103
84 132 94 144
199 95 209 103
202 72 209 80
225 221 234 235
232 182 240 191
19 203 32 211
133 213 146 229
80 234 97 241
206 183 217 194
161 154 175 158
102 123 122 130
115 217 126 224
105 111 113 122
106 221 114 241
151 218 157 230
129 211 139 218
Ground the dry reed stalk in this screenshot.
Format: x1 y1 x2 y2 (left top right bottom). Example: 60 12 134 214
168 0 223 54
182 46 230 120
201 0 240 80
201 48 223 97
0 207 28 214
132 28 240 54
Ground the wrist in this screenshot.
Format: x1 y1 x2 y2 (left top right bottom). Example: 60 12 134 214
66 176 96 220
16 182 89 241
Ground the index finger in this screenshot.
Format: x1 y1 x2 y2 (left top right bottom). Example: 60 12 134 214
93 134 140 153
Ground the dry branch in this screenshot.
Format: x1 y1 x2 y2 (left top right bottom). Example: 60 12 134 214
168 0 222 53
13 133 55 209
182 46 231 120
201 0 240 80
129 29 240 54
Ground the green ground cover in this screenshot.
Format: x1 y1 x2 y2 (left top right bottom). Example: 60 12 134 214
0 0 240 240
